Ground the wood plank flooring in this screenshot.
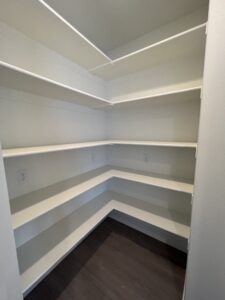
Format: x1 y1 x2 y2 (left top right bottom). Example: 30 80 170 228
25 218 187 300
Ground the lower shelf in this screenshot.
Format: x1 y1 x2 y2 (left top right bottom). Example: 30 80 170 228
11 166 193 230
17 191 190 295
111 193 190 239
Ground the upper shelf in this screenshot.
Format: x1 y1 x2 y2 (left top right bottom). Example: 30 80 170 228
2 140 197 158
110 86 202 107
0 61 202 109
0 0 111 70
0 61 111 108
2 141 112 158
90 24 207 79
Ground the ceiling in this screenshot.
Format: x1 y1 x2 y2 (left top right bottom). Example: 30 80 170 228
45 0 208 54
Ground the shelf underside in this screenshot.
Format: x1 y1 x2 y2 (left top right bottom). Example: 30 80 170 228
11 166 193 230
17 191 190 294
91 24 206 79
0 0 110 70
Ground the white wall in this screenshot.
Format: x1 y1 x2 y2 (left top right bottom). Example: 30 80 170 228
0 87 107 149
185 1 225 299
107 145 196 180
107 97 200 142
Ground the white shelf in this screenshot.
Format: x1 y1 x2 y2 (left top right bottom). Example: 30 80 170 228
110 86 202 106
0 62 202 110
3 141 113 158
3 139 197 158
11 166 193 230
111 192 190 239
0 62 111 108
0 0 111 70
17 191 190 294
11 167 113 230
112 140 197 149
111 168 193 194
91 24 206 79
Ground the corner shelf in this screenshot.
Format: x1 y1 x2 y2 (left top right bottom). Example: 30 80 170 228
0 62 111 108
91 24 206 79
17 191 190 294
18 192 113 295
11 167 112 230
0 61 202 110
0 0 111 69
11 166 193 230
3 139 197 158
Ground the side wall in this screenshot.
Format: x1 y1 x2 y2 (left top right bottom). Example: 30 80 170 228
185 1 225 299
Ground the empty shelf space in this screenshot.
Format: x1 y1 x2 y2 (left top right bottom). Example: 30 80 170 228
17 191 189 294
91 24 206 79
0 62 110 108
110 86 202 106
0 0 111 69
3 139 197 158
11 166 193 231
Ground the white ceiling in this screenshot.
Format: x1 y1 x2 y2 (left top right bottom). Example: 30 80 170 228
45 0 208 54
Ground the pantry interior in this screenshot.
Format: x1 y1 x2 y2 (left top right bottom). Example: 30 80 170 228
2 1 225 299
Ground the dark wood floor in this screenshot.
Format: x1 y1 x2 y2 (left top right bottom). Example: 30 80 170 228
25 218 187 300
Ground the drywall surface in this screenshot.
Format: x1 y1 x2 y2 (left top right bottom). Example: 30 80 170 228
107 98 200 142
185 1 225 299
0 87 107 149
0 146 22 300
107 145 195 181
